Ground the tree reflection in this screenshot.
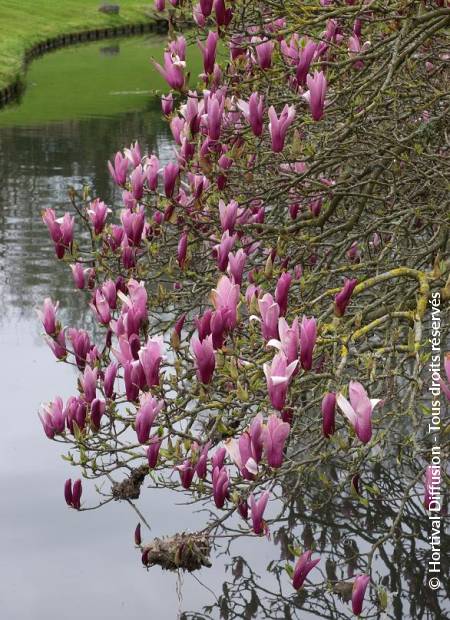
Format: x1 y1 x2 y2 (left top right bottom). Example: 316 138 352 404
183 461 448 619
0 107 170 326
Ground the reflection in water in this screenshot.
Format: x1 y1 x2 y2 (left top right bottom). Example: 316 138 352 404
99 44 121 56
0 33 448 620
0 109 172 323
184 464 449 619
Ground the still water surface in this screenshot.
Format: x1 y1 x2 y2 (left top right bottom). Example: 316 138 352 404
0 35 278 620
0 35 447 620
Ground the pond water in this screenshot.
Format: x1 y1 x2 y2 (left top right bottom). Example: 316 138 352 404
0 33 281 620
0 35 447 620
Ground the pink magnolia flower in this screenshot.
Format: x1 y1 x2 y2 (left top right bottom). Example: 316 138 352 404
210 309 228 349
90 398 106 430
46 330 67 360
121 240 136 268
163 162 180 198
88 198 111 235
116 279 148 335
67 328 91 370
65 396 87 433
335 278 358 317
347 241 361 263
250 491 270 535
193 4 206 27
227 249 247 285
90 289 111 325
112 333 135 366
219 199 239 233
175 114 190 146
198 30 219 74
237 92 264 137
214 0 233 27
123 360 142 402
177 231 188 269
268 104 296 153
195 309 212 342
257 293 280 341
254 37 274 70
70 263 90 289
238 498 248 519
268 318 300 376
191 335 216 384
176 459 195 489
352 575 370 615
121 207 145 246
199 0 213 17
153 52 185 91
38 298 58 335
161 93 173 115
147 435 162 468
134 523 142 546
138 336 164 388
130 165 146 201
212 466 229 508
168 35 186 61
145 154 159 191
263 414 290 468
124 140 141 168
103 361 118 399
348 35 370 70
336 381 381 444
292 550 320 590
107 224 124 251
215 231 237 271
275 272 292 317
211 447 226 470
170 313 186 349
42 209 74 259
172 113 188 143
322 392 336 437
211 275 240 330
207 94 223 140
300 316 317 371
71 479 82 509
193 442 210 479
225 415 264 479
81 366 97 403
305 71 327 121
64 479 82 510
39 397 65 439
230 434 259 479
135 394 164 444
296 40 317 85
101 280 117 309
108 151 129 186
263 351 297 410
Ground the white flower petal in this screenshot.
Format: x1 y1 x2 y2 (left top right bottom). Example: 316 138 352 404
336 393 357 427
271 375 289 386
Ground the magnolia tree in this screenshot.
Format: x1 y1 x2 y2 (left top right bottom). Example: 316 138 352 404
39 1 449 617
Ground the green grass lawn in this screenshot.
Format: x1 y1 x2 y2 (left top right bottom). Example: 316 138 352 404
0 0 157 92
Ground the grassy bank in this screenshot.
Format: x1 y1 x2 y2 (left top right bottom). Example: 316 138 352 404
0 35 203 126
0 1 159 93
